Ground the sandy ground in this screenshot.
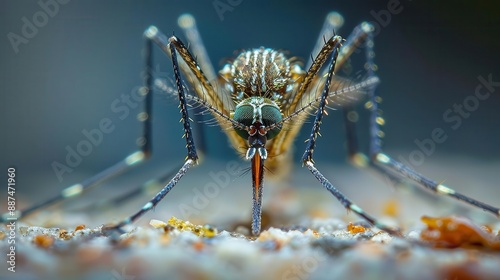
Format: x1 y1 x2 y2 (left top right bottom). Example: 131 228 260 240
1 156 500 280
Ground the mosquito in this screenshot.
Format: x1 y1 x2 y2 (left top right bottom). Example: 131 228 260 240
3 12 498 236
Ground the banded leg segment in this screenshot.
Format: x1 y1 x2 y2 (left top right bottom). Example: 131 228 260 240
103 159 196 231
0 152 147 223
301 34 401 236
373 154 500 216
339 22 404 183
78 167 181 212
104 35 200 232
70 19 216 221
342 22 500 218
342 106 403 185
0 36 156 223
305 162 401 235
306 11 345 70
177 14 216 81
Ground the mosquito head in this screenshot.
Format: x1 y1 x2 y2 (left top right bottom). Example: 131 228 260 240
231 96 283 159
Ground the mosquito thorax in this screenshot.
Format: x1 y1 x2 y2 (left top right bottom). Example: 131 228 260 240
219 47 305 101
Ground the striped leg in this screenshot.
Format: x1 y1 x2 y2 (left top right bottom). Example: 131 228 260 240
177 13 217 81
302 31 402 236
306 11 345 70
339 22 404 184
342 21 500 218
99 14 217 213
103 34 200 233
0 36 156 223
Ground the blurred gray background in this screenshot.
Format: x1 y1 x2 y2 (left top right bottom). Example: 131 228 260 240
0 0 499 221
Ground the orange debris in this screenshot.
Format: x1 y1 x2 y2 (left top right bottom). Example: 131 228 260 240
420 216 500 250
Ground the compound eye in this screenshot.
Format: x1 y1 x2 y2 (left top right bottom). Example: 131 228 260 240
232 105 254 139
261 105 282 139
